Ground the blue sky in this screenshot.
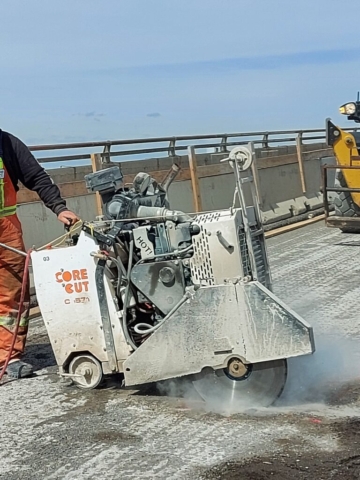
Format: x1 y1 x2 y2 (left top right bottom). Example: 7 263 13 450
2 0 360 152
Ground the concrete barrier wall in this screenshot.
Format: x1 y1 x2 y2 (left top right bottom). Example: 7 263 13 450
18 142 334 249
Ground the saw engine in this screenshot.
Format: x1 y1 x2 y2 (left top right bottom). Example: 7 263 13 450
31 145 315 408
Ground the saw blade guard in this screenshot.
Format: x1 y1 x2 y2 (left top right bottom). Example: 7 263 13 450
123 280 315 388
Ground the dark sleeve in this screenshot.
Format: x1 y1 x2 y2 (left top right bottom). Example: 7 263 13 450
9 134 68 216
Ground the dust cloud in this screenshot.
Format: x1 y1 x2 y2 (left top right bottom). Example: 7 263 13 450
156 327 360 417
278 328 360 407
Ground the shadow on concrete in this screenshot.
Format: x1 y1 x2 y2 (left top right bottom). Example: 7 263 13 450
23 343 56 372
334 240 360 246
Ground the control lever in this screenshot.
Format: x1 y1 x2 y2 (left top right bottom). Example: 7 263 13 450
64 218 78 246
63 215 77 232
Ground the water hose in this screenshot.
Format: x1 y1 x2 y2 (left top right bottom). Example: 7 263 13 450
0 248 32 383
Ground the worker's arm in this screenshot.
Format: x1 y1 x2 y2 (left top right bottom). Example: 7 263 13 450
8 133 79 225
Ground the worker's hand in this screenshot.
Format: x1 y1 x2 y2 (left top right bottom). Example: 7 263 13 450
57 210 80 227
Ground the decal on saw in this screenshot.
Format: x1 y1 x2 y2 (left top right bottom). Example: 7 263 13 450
55 269 89 295
64 296 90 305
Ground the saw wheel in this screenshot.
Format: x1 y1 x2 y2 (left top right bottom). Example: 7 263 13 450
68 354 103 390
192 359 287 411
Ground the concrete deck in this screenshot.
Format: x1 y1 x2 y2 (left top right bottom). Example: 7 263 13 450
1 222 360 479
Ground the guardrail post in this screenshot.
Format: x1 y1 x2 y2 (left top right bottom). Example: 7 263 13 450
187 146 203 212
90 153 103 216
102 142 111 164
220 136 228 153
262 133 269 149
168 139 176 157
296 133 306 193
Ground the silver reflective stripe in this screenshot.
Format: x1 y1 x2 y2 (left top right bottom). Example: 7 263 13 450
0 316 29 327
0 156 17 217
0 205 17 218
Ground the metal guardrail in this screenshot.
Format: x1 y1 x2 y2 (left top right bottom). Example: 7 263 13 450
28 126 359 166
29 128 359 167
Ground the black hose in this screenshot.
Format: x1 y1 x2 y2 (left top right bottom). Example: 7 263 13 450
107 256 124 298
121 237 138 351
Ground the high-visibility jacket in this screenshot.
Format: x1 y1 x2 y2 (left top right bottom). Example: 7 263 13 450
0 131 17 218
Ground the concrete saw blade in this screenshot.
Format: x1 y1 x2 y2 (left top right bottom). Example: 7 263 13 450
192 359 287 412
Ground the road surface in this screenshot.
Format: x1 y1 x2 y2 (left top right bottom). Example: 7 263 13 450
1 222 360 479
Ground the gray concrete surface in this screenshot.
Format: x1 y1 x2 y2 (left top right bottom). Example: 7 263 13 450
1 222 360 479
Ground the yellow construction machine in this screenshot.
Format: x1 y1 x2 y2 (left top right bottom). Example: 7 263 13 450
324 97 360 232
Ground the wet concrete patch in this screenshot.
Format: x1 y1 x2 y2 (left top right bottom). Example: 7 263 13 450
325 381 360 407
198 418 360 480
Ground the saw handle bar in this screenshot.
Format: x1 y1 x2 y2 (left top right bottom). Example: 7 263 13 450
0 242 27 257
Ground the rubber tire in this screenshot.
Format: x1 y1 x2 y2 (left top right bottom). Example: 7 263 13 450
68 354 104 390
333 171 360 233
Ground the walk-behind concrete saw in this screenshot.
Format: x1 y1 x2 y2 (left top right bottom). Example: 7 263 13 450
31 144 315 408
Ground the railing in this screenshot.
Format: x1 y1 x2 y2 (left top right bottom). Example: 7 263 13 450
28 126 359 167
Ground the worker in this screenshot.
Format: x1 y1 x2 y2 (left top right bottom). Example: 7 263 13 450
0 129 79 379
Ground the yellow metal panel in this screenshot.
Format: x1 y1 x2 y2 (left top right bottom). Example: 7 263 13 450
332 129 360 207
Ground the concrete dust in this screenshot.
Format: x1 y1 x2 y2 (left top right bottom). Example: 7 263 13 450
155 326 360 418
156 376 259 417
279 331 360 407
156 377 203 407
157 226 360 417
